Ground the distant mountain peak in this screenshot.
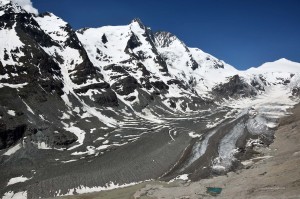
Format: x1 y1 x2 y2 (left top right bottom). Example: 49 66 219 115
130 18 145 29
274 58 292 63
131 18 143 24
262 58 298 67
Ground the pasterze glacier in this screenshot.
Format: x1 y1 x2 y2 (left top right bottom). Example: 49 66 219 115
0 1 300 199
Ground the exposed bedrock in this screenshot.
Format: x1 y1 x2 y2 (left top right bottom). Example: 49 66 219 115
212 75 257 99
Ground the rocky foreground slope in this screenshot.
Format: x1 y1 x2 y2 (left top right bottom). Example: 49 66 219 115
0 1 300 198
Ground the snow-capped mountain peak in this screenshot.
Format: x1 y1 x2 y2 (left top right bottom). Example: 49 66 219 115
35 12 70 44
246 58 300 75
130 18 145 29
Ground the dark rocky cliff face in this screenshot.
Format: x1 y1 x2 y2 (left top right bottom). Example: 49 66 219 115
0 3 119 154
212 75 257 99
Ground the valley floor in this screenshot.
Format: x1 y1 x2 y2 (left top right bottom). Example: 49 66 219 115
51 104 300 199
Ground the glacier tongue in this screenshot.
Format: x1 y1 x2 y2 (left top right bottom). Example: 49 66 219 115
1 2 300 198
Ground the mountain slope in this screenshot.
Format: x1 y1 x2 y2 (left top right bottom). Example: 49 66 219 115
76 19 207 113
0 1 300 199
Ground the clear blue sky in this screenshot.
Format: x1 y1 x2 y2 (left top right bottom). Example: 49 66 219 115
31 0 300 70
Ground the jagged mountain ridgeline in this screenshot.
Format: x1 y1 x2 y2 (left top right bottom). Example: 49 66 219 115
1 1 300 199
